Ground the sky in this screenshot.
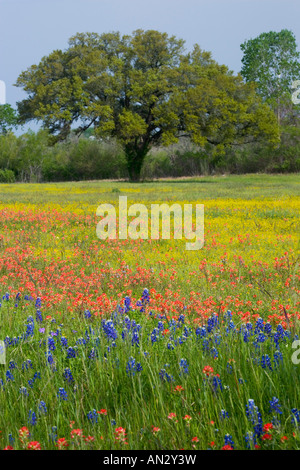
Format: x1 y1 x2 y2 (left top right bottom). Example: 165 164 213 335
1 0 300 132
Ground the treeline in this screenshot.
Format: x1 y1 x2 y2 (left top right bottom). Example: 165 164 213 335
0 128 300 183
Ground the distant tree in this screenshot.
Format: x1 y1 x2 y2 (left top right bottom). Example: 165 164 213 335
16 30 279 181
0 104 19 134
240 29 300 125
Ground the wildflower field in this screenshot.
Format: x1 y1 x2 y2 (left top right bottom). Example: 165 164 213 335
0 174 300 451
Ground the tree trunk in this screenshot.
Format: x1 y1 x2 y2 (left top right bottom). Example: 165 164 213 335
125 144 149 182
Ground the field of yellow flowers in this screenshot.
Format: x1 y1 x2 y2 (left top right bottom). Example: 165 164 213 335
0 174 299 450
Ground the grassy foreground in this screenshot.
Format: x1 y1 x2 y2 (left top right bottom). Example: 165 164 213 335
0 174 299 450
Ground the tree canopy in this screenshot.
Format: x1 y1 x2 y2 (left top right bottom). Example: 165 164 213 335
240 29 300 125
16 29 279 180
0 104 19 135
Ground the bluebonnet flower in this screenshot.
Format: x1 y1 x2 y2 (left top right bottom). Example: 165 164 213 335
60 336 68 348
224 434 234 448
126 357 143 377
28 372 41 388
141 288 150 304
66 347 77 358
196 327 206 338
8 434 15 446
224 310 232 322
48 336 56 351
46 351 54 365
273 350 283 368
264 323 272 335
269 397 282 414
212 376 223 393
57 388 68 401
245 399 263 438
214 334 222 345
219 410 229 419
102 320 118 341
179 358 189 375
19 386 29 397
63 368 74 383
6 370 14 382
291 408 300 428
50 427 57 443
178 314 185 324
245 431 257 449
131 331 140 347
87 409 98 424
88 348 97 360
124 296 131 313
159 369 174 383
25 318 34 338
210 347 218 359
38 401 47 414
28 410 37 425
261 354 273 370
254 318 264 334
226 320 236 335
207 314 219 333
202 339 210 353
256 333 266 343
84 309 92 319
35 310 43 323
8 361 17 369
151 328 159 345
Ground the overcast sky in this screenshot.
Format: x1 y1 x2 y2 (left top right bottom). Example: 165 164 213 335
1 0 300 131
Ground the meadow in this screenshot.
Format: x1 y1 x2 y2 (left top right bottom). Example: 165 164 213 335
0 174 299 450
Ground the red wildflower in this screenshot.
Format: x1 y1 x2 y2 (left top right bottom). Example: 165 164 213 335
173 385 184 392
151 426 161 435
56 438 69 449
262 433 273 441
202 365 214 377
263 423 273 432
221 444 233 450
27 441 41 450
71 429 83 438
